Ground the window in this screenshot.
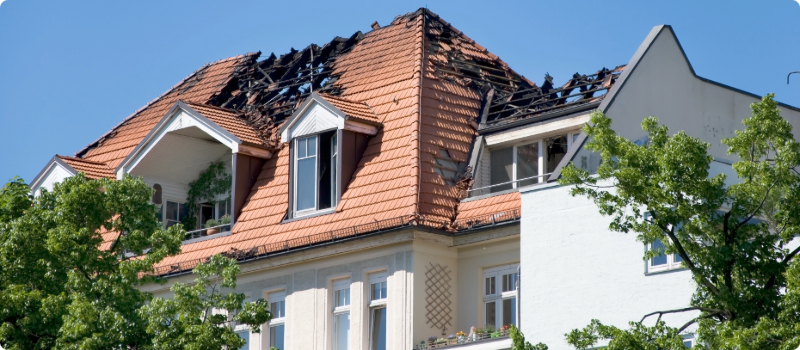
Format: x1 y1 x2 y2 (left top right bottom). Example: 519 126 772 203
293 130 338 217
648 239 684 273
368 272 387 350
333 279 351 350
268 292 286 350
484 265 518 329
682 334 695 348
234 298 252 350
433 148 460 186
164 200 188 228
488 131 579 192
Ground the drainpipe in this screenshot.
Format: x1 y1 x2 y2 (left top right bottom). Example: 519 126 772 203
517 265 521 328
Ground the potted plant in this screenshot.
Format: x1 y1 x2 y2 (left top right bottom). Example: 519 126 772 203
427 336 437 347
220 214 231 226
205 218 221 235
499 325 510 336
456 331 466 343
447 334 457 345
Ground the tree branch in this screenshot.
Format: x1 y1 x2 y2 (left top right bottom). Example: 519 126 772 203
639 307 699 324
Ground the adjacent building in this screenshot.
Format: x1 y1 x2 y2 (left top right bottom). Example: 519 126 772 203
29 9 800 350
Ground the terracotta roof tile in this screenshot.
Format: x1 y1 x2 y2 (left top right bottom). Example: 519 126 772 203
182 101 267 147
316 93 380 126
57 155 115 179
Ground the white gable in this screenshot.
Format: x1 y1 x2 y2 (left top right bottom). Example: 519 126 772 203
284 102 343 141
33 162 74 196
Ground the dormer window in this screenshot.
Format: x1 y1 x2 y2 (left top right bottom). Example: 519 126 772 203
280 93 380 219
294 131 338 216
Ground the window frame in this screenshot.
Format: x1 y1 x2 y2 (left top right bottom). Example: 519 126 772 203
233 296 252 350
367 272 388 350
483 264 519 328
332 279 351 350
647 238 685 273
291 130 341 218
266 291 286 350
163 199 188 228
488 130 580 190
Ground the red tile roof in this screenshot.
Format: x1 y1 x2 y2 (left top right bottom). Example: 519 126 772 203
57 9 550 272
182 101 268 147
317 93 380 126
57 155 115 179
77 54 258 168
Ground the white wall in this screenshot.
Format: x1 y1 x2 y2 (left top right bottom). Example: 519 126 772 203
603 27 800 161
33 162 72 196
519 183 696 350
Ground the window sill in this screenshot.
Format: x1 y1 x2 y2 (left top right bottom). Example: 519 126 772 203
645 266 688 276
282 208 336 224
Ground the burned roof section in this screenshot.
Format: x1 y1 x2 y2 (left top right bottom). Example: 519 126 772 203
481 66 625 132
207 32 365 146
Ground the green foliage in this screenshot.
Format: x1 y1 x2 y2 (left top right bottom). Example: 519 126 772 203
140 255 272 350
184 161 232 230
0 174 183 350
219 214 231 225
0 174 268 350
566 319 687 350
559 94 800 348
509 325 549 350
205 218 220 228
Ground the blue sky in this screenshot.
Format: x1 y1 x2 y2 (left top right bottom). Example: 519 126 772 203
1 0 799 183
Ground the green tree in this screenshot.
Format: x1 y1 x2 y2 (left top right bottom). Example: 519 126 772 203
558 94 800 349
0 175 270 350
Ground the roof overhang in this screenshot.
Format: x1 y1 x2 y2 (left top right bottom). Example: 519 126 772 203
30 156 77 195
279 92 378 142
116 101 268 179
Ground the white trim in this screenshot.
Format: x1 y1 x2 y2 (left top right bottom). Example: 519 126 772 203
30 158 76 196
484 114 590 146
483 264 519 328
647 238 685 273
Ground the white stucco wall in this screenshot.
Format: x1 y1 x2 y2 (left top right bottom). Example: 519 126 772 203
519 183 696 350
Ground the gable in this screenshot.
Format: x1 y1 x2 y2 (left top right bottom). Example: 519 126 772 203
30 159 74 196
288 102 342 140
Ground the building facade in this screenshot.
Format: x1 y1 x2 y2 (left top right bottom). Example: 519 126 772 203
28 9 800 350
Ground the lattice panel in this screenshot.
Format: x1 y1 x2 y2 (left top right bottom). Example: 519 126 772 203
425 262 453 333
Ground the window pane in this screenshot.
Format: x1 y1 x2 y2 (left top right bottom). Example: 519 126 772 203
502 273 518 292
545 135 568 174
270 324 284 350
166 201 178 221
651 239 667 266
334 312 350 350
296 157 317 211
298 138 307 158
236 330 249 350
516 143 539 187
370 308 387 350
307 136 317 156
485 301 496 328
674 253 684 263
503 298 516 327
490 147 513 192
336 288 350 307
371 281 386 301
572 133 580 145
381 281 387 299
270 301 285 318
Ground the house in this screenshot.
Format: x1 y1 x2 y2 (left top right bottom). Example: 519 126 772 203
28 8 800 350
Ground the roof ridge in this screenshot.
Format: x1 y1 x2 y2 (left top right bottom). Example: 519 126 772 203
75 52 260 158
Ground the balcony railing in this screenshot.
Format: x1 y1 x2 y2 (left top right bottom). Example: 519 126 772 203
467 173 551 197
184 223 232 241
414 330 510 349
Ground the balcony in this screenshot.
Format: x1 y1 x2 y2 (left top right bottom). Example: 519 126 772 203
415 329 511 350
183 223 232 242
467 173 551 198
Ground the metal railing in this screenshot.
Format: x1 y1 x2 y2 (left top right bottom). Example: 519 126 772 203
467 173 551 197
183 223 232 241
414 330 510 349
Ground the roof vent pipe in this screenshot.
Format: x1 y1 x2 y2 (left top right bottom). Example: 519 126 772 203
371 21 380 30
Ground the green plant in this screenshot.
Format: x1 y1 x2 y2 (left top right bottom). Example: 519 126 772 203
220 214 231 225
205 218 221 228
184 161 232 229
509 325 548 350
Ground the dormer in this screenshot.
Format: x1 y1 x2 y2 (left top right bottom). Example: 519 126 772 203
30 155 115 196
115 101 273 242
278 92 380 219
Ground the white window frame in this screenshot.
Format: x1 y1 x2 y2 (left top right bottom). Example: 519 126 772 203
292 132 339 218
233 296 252 350
483 264 519 328
647 238 684 273
368 272 388 350
332 279 351 350
489 130 580 189
266 291 286 350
